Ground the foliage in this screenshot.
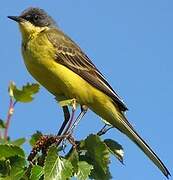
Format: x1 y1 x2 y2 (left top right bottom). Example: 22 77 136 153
0 82 124 180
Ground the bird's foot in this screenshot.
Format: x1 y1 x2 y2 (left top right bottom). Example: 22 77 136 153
97 124 113 136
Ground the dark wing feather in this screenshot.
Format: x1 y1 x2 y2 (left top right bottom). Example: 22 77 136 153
46 28 128 111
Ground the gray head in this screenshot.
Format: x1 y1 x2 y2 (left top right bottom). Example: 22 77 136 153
8 7 56 27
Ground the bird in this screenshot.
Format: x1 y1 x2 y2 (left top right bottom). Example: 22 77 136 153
8 7 170 178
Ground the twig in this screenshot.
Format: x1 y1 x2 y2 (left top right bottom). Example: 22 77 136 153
28 133 76 163
4 98 16 140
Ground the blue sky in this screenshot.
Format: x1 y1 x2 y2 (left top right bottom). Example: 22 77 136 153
0 1 173 179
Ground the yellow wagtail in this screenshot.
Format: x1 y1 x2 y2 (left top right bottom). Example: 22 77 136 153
8 7 170 177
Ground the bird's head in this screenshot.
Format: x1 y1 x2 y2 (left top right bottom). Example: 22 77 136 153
8 7 56 40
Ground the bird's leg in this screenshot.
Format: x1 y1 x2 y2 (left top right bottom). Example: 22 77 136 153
56 101 87 149
57 104 87 149
62 99 77 135
55 99 77 148
97 124 113 136
57 106 70 136
69 105 88 133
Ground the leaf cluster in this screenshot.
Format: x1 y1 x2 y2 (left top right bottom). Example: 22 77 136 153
0 82 124 180
0 133 123 180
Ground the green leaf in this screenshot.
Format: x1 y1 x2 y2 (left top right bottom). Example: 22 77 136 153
85 135 110 173
10 83 39 103
59 99 73 107
0 145 25 159
29 131 42 147
59 98 79 107
0 119 6 129
75 161 93 180
0 159 11 177
66 148 79 173
104 139 124 163
4 156 26 180
0 139 7 145
10 138 26 147
79 134 111 180
30 165 43 180
44 146 73 180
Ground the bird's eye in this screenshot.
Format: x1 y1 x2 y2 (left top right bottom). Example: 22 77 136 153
25 15 31 20
33 14 39 21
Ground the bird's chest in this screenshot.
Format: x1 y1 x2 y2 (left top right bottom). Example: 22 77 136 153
22 35 54 64
21 36 65 96
21 35 94 104
22 37 53 79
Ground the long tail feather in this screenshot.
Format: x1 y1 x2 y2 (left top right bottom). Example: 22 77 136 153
114 113 170 178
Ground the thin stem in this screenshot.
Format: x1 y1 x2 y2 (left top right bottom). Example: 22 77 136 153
4 98 15 140
69 109 87 133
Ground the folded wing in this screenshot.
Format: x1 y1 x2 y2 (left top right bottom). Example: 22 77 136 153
46 28 128 111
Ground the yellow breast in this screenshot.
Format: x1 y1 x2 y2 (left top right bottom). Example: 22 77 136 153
21 27 116 123
22 31 93 103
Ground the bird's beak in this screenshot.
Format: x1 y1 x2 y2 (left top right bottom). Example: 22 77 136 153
7 16 23 23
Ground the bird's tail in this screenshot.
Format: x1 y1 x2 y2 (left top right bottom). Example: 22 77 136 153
113 112 170 178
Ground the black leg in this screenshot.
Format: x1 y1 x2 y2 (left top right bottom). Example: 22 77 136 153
56 104 87 148
57 106 70 136
62 99 77 135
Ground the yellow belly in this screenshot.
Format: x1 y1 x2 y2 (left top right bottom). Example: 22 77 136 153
22 32 118 124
